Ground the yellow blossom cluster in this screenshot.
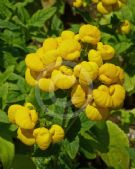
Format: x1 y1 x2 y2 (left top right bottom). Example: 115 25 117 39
8 103 64 150
73 0 127 15
25 24 125 121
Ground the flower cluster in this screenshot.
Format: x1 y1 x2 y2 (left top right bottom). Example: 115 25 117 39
73 0 127 15
8 103 64 150
25 24 125 121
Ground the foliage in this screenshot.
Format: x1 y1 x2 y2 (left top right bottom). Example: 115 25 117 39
0 0 135 169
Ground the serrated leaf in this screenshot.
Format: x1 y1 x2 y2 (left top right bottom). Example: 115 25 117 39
0 19 18 30
100 121 129 169
0 66 14 84
63 136 79 159
28 7 56 27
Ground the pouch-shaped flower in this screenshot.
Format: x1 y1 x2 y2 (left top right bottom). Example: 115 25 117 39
74 61 99 86
15 107 38 129
85 104 109 121
97 42 115 60
17 128 35 146
38 78 55 92
51 66 76 89
93 84 125 108
99 63 124 85
71 84 86 108
8 104 23 123
33 127 52 150
25 53 44 72
49 124 64 143
88 49 103 67
25 68 38 87
79 24 101 44
58 39 81 60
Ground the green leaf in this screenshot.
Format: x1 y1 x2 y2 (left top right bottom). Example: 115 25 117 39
28 7 57 27
12 154 36 169
0 66 14 84
0 83 9 109
63 136 79 159
0 19 18 30
114 41 133 54
100 121 129 169
124 73 135 93
0 128 15 169
0 110 9 123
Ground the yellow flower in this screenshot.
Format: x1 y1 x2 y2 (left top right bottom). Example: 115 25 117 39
74 61 99 86
88 49 103 67
15 107 38 129
17 128 35 146
113 0 123 10
25 53 44 72
38 78 55 92
25 68 38 87
93 84 125 108
74 34 80 41
85 104 109 121
8 104 23 123
97 42 115 60
120 20 131 34
99 63 124 85
102 0 117 5
33 127 52 150
58 39 81 60
24 102 35 110
97 2 112 14
119 0 126 3
51 67 76 89
92 0 99 3
36 47 44 60
79 24 101 45
61 30 75 40
41 50 60 66
73 0 83 7
43 38 58 52
71 84 86 108
49 124 64 143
